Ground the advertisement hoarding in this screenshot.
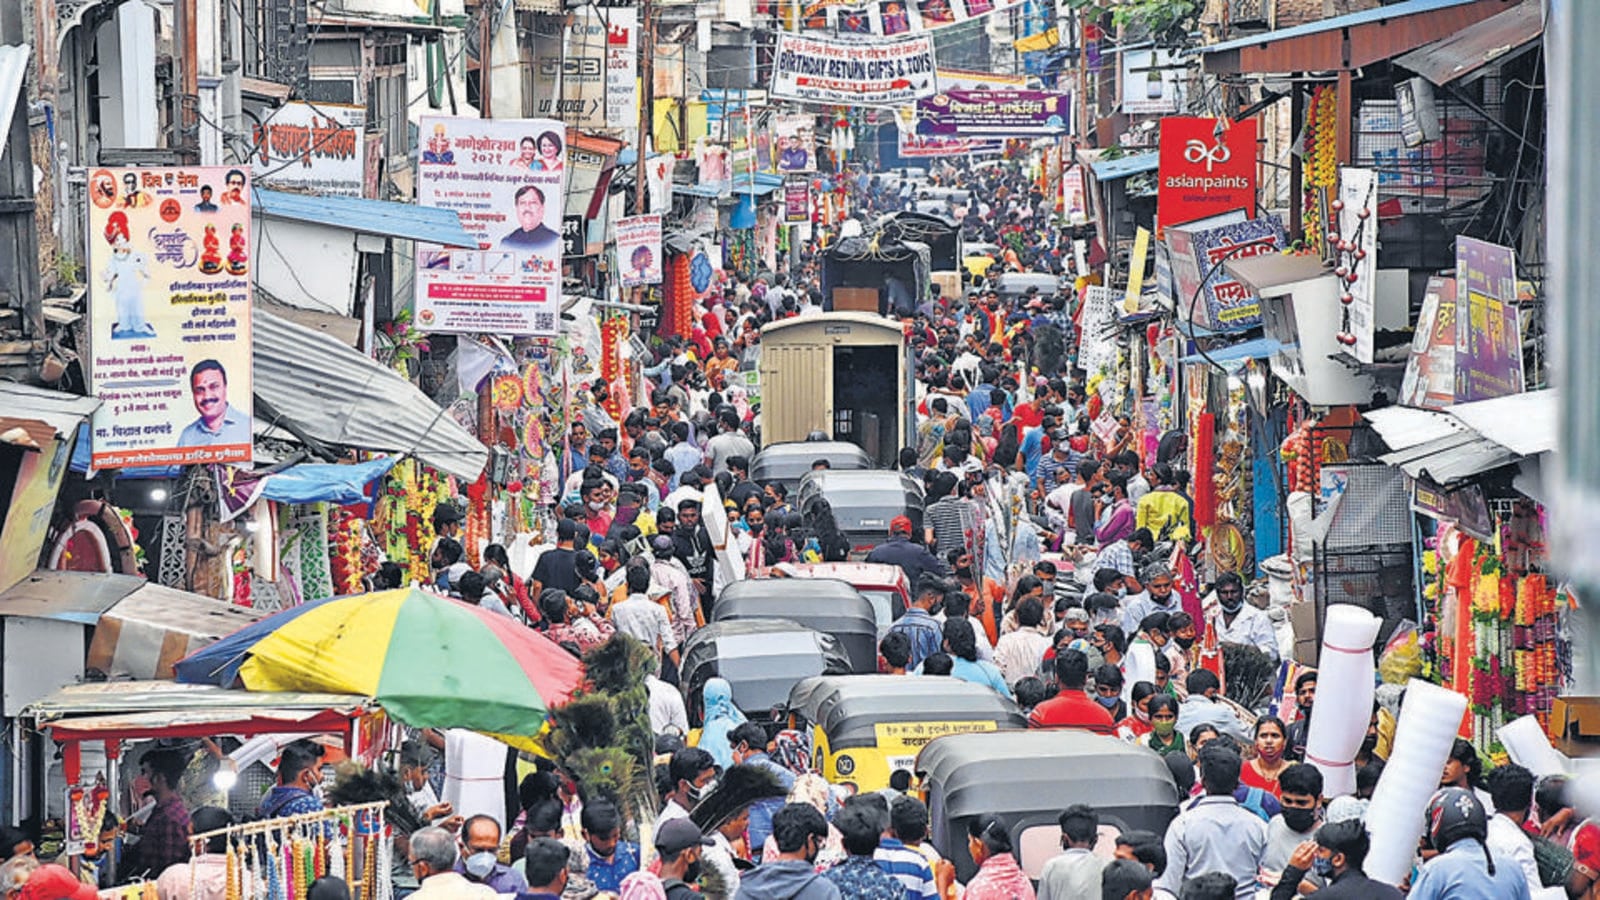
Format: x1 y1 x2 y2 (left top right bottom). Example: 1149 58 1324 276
1170 215 1288 332
770 33 937 106
914 90 1069 137
1453 236 1523 402
616 214 663 289
1157 116 1257 231
250 102 366 197
784 177 811 223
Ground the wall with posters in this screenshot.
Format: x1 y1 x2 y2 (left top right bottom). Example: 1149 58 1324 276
415 117 567 336
86 166 254 468
250 102 367 197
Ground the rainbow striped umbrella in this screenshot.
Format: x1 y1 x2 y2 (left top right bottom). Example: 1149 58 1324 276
177 588 582 742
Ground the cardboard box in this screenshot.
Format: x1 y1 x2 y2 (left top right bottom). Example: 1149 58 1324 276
832 287 879 314
1289 601 1318 667
1552 696 1600 739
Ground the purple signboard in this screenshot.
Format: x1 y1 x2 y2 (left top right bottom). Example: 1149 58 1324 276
914 90 1070 137
1453 236 1523 402
784 177 810 224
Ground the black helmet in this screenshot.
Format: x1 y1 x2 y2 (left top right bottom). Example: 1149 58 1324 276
1426 787 1495 873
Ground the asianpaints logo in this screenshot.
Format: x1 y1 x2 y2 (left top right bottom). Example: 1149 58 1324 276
1182 136 1231 172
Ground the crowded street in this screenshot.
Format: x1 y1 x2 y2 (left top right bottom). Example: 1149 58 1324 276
0 0 1588 899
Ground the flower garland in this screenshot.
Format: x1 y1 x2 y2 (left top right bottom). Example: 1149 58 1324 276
328 507 365 596
1301 85 1338 250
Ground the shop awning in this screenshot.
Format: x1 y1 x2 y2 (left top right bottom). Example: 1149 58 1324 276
1192 0 1513 75
1365 388 1556 485
1178 337 1283 365
1393 0 1542 85
0 45 27 160
1380 431 1522 484
0 383 100 451
732 173 785 196
1090 152 1159 182
0 570 146 625
87 583 264 680
675 183 723 199
1444 389 1557 458
253 187 477 247
24 681 370 745
253 308 488 480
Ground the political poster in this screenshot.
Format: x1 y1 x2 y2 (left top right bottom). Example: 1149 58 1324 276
1454 236 1523 402
770 33 936 106
1157 116 1257 231
86 165 253 469
604 9 638 127
784 177 811 223
1399 277 1457 410
914 90 1070 137
774 114 817 172
250 102 365 197
415 117 567 336
616 214 662 289
1170 215 1288 332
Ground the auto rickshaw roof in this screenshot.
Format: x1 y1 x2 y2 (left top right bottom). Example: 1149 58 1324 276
814 678 1026 748
713 579 878 635
680 619 854 715
750 442 873 486
917 730 1180 823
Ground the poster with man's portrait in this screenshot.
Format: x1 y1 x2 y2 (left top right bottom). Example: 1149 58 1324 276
774 115 817 173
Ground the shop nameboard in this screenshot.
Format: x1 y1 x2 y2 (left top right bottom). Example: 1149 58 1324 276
774 114 817 172
616 214 662 289
896 131 1004 158
86 166 254 468
1411 475 1493 540
770 33 937 106
1167 214 1287 332
415 117 567 336
914 90 1069 137
562 216 585 257
604 9 638 126
250 102 366 198
934 68 1027 92
0 434 72 594
1399 276 1456 409
1157 116 1257 231
1454 236 1523 402
784 177 811 223
1338 166 1379 364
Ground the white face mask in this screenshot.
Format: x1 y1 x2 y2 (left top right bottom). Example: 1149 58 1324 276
463 851 496 880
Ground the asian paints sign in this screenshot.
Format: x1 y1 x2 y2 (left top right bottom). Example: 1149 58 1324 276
1157 116 1257 230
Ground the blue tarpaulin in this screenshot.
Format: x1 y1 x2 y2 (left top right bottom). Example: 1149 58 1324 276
257 456 398 506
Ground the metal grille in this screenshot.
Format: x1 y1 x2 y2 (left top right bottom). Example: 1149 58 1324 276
158 515 187 588
1316 463 1413 550
1314 545 1416 647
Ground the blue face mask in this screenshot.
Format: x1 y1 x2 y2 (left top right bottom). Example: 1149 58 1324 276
1312 855 1336 879
1095 694 1120 709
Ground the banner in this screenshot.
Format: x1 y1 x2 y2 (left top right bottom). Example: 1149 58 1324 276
1169 215 1288 332
784 176 811 223
616 214 662 289
250 102 366 198
415 117 566 336
774 114 817 172
896 132 1004 158
770 33 936 106
799 0 1030 38
1399 276 1456 409
1453 236 1523 402
86 166 253 468
935 68 1027 92
563 11 610 127
1338 166 1379 363
1157 116 1257 231
914 90 1069 137
604 9 638 127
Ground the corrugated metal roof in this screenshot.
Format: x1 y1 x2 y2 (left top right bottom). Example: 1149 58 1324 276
23 680 368 721
1393 0 1542 84
252 187 477 247
1445 388 1557 457
1090 152 1159 181
0 570 145 625
1195 0 1485 57
253 308 487 480
1363 405 1466 452
0 383 101 441
0 45 29 163
1380 431 1521 484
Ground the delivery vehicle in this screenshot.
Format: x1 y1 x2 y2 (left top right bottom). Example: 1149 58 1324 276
917 730 1181 882
772 562 911 632
749 441 872 493
678 619 852 729
796 469 925 558
711 579 879 673
760 313 916 469
786 675 1027 791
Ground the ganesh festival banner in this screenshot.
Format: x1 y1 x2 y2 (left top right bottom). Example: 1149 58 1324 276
415 117 567 336
86 165 254 469
770 33 936 106
616 214 662 289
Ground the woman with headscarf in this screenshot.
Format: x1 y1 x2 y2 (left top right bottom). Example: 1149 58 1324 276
697 678 746 771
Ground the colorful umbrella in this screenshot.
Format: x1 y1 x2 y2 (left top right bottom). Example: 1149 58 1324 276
175 588 582 742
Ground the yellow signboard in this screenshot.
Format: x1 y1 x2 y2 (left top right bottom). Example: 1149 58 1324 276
873 720 998 752
1124 227 1150 314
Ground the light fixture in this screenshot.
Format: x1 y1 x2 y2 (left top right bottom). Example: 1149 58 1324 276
149 487 168 502
212 759 238 792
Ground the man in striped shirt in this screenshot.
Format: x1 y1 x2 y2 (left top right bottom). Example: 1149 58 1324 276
875 797 939 900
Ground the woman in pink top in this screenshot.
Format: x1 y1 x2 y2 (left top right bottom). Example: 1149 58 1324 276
961 816 1035 900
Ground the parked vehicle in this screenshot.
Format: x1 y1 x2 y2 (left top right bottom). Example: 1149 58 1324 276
712 579 880 673
772 562 910 632
797 469 925 558
679 619 853 728
750 441 872 492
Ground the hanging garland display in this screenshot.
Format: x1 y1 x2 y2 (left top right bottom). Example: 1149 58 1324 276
1301 85 1338 250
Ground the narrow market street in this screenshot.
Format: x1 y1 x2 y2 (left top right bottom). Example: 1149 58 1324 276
0 0 1588 898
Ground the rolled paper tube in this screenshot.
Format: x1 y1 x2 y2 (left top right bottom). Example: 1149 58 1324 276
1498 715 1570 778
1365 679 1470 886
1302 603 1381 797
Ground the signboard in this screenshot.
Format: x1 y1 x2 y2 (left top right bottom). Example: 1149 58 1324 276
616 214 662 289
1063 163 1088 225
250 102 366 197
770 33 937 106
774 114 817 172
415 117 567 336
1124 227 1150 314
603 9 638 127
1157 116 1257 231
1399 276 1456 409
86 165 254 468
896 131 1003 158
797 0 1030 38
562 215 585 257
784 176 811 223
1454 236 1523 402
914 90 1069 137
873 720 998 752
934 68 1027 91
0 435 72 595
563 11 610 127
1412 476 1493 540
1120 47 1184 115
1338 167 1379 363
1172 215 1288 332
1078 285 1119 375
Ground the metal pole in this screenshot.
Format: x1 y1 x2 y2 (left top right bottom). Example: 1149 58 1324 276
635 0 654 215
479 0 493 117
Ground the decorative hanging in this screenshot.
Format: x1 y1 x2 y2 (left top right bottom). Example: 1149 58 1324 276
1301 85 1338 250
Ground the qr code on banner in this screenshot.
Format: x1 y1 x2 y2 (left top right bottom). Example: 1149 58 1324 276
534 313 555 333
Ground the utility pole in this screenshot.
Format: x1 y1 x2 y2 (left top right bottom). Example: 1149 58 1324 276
479 0 493 117
634 0 654 214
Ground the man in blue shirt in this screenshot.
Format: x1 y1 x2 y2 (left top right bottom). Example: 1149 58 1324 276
457 815 529 895
579 798 639 894
178 359 251 448
885 576 947 670
730 722 797 852
1409 787 1532 900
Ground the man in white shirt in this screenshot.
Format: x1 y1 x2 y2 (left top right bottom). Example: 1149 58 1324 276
611 563 680 670
1209 573 1279 663
1037 805 1106 900
646 664 689 737
1484 763 1546 895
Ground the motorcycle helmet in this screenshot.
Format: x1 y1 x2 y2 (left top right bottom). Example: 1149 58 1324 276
1426 786 1495 874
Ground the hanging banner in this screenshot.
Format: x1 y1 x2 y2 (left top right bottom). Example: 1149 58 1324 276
1063 163 1089 225
896 132 1005 158
799 0 1030 38
1120 47 1185 116
913 90 1069 137
935 68 1028 92
774 114 818 172
769 33 937 106
616 214 663 289
1399 276 1456 409
1077 285 1119 376
250 102 366 198
1338 166 1379 364
415 116 566 336
1453 236 1523 402
784 177 811 223
1157 116 1258 231
563 11 610 127
1168 215 1288 332
604 9 639 127
86 166 253 468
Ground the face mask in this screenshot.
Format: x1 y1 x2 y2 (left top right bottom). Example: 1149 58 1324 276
685 777 716 804
1134 708 1151 724
1115 586 1128 599
1311 854 1336 879
1174 635 1195 650
462 850 497 880
749 523 764 534
1152 720 1176 737
1219 595 1243 614
1282 807 1318 834
1095 695 1120 709
955 565 973 578
588 500 606 512
683 860 703 884
629 467 647 480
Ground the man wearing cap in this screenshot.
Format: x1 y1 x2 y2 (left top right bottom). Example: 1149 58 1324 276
864 516 945 590
655 819 713 900
1036 428 1081 496
531 519 581 598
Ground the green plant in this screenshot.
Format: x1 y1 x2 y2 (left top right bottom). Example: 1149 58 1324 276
1063 0 1203 46
376 309 431 379
52 252 82 285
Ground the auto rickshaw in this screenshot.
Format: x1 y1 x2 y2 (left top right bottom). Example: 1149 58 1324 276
796 469 925 559
712 579 879 673
750 441 873 492
784 675 1026 792
916 730 1181 882
679 619 853 729
772 562 910 633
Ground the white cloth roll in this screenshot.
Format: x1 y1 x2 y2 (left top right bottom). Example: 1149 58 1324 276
1498 715 1571 778
1365 679 1469 886
443 728 509 827
1302 604 1381 797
